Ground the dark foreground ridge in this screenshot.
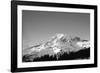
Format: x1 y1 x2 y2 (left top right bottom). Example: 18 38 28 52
23 48 90 62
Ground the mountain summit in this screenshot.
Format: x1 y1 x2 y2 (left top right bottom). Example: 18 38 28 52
23 34 90 62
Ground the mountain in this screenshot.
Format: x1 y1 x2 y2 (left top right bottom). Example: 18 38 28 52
23 34 90 62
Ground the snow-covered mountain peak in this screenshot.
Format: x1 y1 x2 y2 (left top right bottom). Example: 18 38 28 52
23 33 90 57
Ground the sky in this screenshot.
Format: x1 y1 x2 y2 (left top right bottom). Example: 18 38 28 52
22 10 90 49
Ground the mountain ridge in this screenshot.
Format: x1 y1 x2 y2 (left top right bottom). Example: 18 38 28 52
23 33 90 62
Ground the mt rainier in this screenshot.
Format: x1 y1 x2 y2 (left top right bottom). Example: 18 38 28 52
23 34 90 62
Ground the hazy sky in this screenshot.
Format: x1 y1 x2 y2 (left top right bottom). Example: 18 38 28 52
22 10 90 49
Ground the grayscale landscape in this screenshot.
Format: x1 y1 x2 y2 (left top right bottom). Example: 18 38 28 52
22 10 90 62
